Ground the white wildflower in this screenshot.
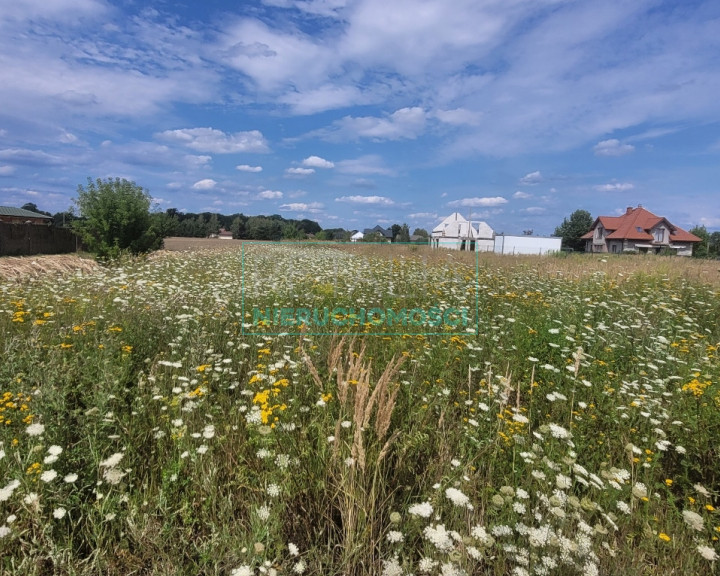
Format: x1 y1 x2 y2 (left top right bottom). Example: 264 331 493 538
408 501 433 518
99 452 124 468
697 545 719 561
386 530 404 543
423 524 455 551
0 480 21 502
40 470 58 483
445 487 471 508
26 423 45 436
683 510 704 531
53 508 67 519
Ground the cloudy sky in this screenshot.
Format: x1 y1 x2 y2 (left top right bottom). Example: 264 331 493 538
1 0 719 234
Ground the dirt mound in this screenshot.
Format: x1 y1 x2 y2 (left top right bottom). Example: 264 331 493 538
0 254 100 282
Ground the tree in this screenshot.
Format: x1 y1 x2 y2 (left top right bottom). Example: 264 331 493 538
689 225 710 258
73 177 162 258
554 210 593 251
413 228 429 238
710 231 720 258
390 224 402 242
396 223 411 243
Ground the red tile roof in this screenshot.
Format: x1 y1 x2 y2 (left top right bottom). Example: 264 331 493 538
581 206 701 243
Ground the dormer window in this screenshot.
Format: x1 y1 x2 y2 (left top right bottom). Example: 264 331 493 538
653 228 665 243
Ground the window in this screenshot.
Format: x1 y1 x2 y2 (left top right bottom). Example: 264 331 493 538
653 228 665 243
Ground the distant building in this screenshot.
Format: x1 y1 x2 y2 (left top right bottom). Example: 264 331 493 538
350 230 364 242
362 225 393 241
581 205 701 256
218 228 234 240
494 234 561 255
0 206 52 225
430 212 494 251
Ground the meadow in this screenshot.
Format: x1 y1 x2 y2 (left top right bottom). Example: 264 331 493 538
1 242 719 575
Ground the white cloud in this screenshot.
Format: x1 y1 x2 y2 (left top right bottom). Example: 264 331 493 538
324 107 426 141
593 139 635 157
192 179 217 190
522 206 546 214
0 148 62 166
513 190 531 199
279 202 324 212
519 171 543 185
593 182 634 192
0 165 15 176
335 195 395 205
408 212 438 219
286 167 315 176
434 108 482 126
157 128 269 153
335 155 394 176
302 155 334 168
258 189 283 199
448 196 508 207
236 164 263 172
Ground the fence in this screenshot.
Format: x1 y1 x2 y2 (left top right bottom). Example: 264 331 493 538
0 223 79 256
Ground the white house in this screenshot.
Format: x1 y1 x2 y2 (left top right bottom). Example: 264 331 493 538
350 230 364 242
430 213 494 252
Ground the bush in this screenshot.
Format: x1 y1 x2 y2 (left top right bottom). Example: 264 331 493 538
72 178 163 259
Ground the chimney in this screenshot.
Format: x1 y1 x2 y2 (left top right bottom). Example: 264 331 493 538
626 206 633 215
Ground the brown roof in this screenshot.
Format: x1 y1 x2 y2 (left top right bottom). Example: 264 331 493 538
581 206 701 243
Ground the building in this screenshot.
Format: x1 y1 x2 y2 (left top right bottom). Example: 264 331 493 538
362 225 393 242
493 234 561 255
350 230 364 242
0 206 53 225
581 205 701 256
430 212 494 251
218 228 234 240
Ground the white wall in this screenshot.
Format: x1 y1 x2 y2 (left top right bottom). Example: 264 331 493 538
494 235 561 255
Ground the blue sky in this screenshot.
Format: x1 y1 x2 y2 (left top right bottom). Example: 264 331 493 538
1 0 719 235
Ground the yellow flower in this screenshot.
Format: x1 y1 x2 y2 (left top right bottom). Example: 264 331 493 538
658 533 671 542
706 504 715 512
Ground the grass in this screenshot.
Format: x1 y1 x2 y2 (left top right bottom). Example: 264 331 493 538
1 243 719 575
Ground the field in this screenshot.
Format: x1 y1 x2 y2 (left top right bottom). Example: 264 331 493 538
1 242 720 575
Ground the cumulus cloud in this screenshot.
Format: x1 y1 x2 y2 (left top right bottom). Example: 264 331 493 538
258 189 283 199
522 206 545 214
335 195 395 205
447 196 508 207
594 139 635 157
593 182 634 192
324 107 426 141
434 108 482 126
335 155 394 176
279 202 324 212
286 167 315 176
192 179 217 190
0 165 16 176
513 190 531 199
236 164 263 172
408 212 438 219
302 155 334 168
156 127 269 153
519 171 543 185
0 148 63 166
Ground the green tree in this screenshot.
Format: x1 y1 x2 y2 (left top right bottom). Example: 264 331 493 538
709 231 720 258
396 223 411 242
413 228 429 238
553 210 593 251
21 202 51 216
230 216 245 239
689 225 710 258
73 177 162 258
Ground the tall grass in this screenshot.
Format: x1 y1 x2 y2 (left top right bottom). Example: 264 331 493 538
0 245 719 575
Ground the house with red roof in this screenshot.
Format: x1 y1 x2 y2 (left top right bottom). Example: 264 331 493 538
581 205 701 256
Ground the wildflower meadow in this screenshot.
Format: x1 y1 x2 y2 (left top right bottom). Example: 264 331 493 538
1 243 719 575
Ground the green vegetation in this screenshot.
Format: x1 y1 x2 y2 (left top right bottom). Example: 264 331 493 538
72 177 162 259
1 247 720 575
554 209 593 251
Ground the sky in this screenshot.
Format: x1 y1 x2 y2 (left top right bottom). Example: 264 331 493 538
1 0 719 235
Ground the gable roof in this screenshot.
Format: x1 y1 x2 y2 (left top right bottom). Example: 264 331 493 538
432 212 494 239
0 206 52 219
362 225 392 238
581 206 701 243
